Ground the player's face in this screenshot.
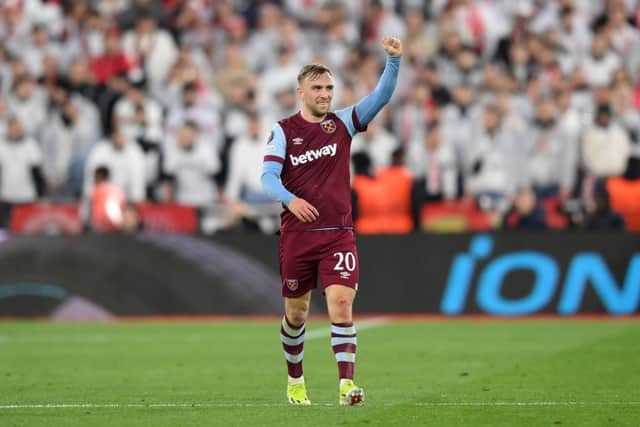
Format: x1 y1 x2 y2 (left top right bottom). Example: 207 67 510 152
298 72 334 118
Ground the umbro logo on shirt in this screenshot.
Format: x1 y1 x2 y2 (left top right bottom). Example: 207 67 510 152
292 137 304 145
289 143 337 166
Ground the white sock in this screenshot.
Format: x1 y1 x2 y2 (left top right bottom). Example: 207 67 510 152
288 375 305 385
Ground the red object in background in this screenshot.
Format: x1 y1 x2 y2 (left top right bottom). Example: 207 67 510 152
91 182 126 232
607 177 640 231
136 203 198 233
89 53 134 84
541 198 569 229
10 204 82 235
421 200 492 232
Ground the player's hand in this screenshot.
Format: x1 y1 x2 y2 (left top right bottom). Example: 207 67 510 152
382 36 402 57
288 197 319 223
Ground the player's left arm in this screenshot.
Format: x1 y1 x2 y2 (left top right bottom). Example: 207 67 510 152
335 37 402 135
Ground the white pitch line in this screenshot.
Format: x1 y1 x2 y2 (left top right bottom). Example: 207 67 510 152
0 319 389 344
1 401 639 410
411 402 640 407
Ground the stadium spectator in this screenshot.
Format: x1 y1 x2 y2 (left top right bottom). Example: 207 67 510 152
0 0 637 234
375 147 415 233
121 11 177 90
225 113 269 204
84 128 146 203
581 103 631 179
351 151 378 233
7 76 46 138
464 103 518 212
351 120 398 174
407 122 458 202
113 77 163 196
161 121 220 208
89 165 126 233
224 113 281 232
582 30 621 87
42 84 100 200
89 28 136 84
21 24 62 80
393 82 433 147
524 95 578 199
581 103 631 213
353 148 414 234
165 81 223 154
502 186 547 230
0 94 7 138
582 179 626 230
0 116 45 226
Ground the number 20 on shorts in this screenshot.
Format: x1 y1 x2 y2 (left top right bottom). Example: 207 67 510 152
333 252 357 271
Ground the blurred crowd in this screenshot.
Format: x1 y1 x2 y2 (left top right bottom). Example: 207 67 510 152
0 0 639 234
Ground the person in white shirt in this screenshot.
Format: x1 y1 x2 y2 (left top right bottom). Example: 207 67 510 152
524 96 578 200
161 121 220 208
581 103 631 179
351 121 399 174
407 122 459 201
165 81 223 154
7 77 47 139
581 30 621 87
113 78 163 193
225 114 281 232
465 104 520 212
122 12 178 90
42 88 100 200
20 24 62 79
225 113 273 204
84 128 146 203
0 116 45 226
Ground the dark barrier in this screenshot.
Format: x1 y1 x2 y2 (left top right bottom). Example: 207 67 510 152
0 232 638 318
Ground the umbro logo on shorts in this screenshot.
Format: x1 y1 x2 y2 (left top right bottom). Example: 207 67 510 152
289 143 337 166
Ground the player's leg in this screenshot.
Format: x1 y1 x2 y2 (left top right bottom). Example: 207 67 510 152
279 232 317 405
325 285 364 405
282 291 311 400
319 230 363 405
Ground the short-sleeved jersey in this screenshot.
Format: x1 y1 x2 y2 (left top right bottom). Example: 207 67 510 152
264 108 366 232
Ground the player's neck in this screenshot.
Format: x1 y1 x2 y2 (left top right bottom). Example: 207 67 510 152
299 109 327 123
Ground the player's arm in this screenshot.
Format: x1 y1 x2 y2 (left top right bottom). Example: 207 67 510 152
261 125 319 223
355 37 402 126
335 37 402 135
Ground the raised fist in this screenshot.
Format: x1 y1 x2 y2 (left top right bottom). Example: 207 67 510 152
382 36 402 56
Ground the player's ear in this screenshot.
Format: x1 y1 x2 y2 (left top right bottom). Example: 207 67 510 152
296 85 304 100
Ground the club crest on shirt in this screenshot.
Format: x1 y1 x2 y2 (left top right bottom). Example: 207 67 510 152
320 119 336 134
286 279 299 291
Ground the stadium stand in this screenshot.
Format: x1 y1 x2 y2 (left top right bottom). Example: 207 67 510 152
1 0 639 234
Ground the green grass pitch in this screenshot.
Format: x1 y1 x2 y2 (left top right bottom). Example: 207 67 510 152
1 319 639 426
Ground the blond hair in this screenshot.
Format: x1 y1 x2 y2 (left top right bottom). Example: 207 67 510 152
297 64 332 85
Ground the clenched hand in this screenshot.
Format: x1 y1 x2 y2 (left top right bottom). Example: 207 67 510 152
382 36 402 56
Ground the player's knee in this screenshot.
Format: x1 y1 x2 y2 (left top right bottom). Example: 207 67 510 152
329 296 352 315
286 303 309 326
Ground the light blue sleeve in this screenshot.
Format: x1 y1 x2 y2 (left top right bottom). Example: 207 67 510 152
261 123 295 205
265 123 286 159
335 55 401 136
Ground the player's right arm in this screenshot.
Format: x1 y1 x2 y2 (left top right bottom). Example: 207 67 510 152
261 124 319 223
